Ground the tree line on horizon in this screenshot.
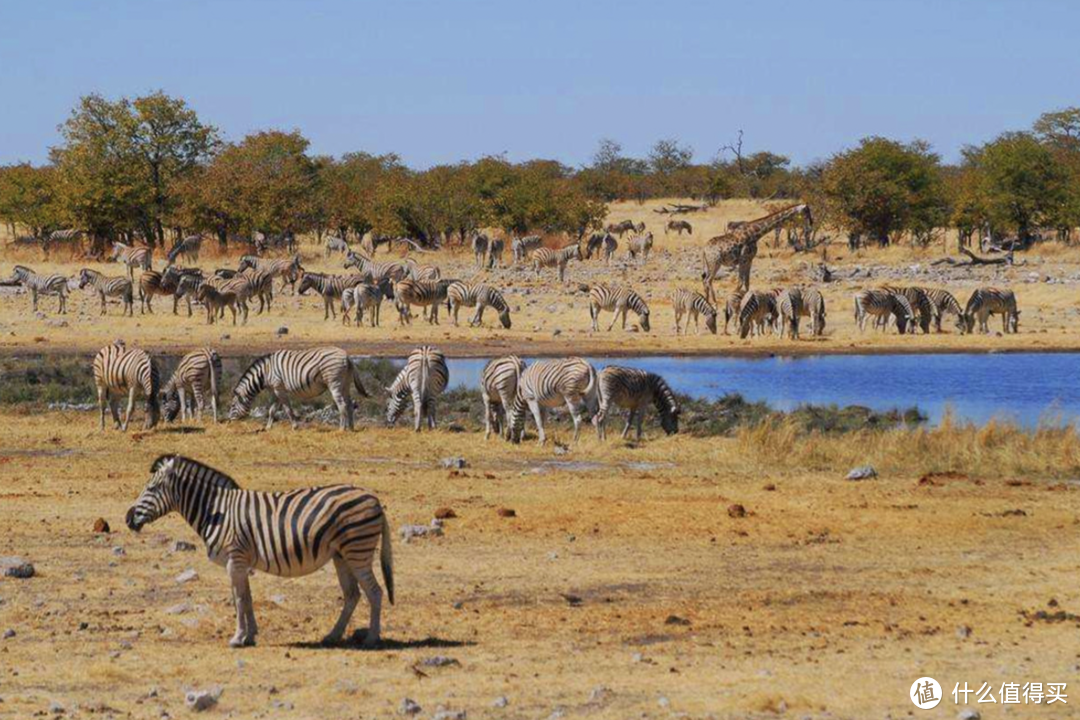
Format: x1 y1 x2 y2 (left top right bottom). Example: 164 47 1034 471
0 92 1078 253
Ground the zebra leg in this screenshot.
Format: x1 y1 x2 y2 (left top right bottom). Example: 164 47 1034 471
471 306 484 327
178 387 189 422
621 410 634 440
528 399 546 445
591 306 600 331
329 385 352 431
427 399 437 430
227 559 256 647
355 568 383 647
635 410 645 440
411 390 424 432
98 387 108 431
192 385 206 423
31 289 38 311
323 555 360 644
99 293 107 315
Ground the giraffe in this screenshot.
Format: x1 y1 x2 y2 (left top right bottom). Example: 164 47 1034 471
701 203 813 303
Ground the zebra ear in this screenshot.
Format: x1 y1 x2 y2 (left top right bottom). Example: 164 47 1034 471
150 454 176 473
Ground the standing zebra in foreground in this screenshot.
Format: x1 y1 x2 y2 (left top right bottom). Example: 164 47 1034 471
593 366 679 440
125 455 394 648
585 232 617 263
78 269 133 316
776 288 806 339
3 266 69 313
166 235 202 266
512 235 543 264
962 287 1020 334
298 272 368 320
670 288 717 334
509 358 598 445
481 355 526 440
738 291 779 339
588 284 651 332
923 288 965 332
627 232 654 262
446 282 513 328
162 348 222 423
229 347 369 430
92 341 160 431
386 346 450 432
853 288 915 334
110 242 152 280
532 243 583 282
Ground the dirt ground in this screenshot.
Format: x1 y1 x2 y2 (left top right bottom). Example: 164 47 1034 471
2 199 1079 358
0 413 1077 719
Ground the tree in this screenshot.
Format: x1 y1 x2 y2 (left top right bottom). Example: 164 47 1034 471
0 163 64 238
647 139 693 177
1033 108 1080 154
320 152 407 240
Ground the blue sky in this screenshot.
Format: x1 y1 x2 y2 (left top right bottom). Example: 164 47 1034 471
1 0 1076 168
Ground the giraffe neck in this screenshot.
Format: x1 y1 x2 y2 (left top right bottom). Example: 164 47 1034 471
735 205 808 244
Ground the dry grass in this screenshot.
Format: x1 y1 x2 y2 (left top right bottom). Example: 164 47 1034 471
0 412 1077 718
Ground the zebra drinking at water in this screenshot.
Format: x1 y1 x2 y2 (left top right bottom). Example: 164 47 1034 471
853 288 915 334
481 355 526 440
446 281 513 328
509 358 598 445
962 287 1019 334
92 341 160 431
229 347 369 430
386 346 450 432
125 455 394 648
776 288 806 339
738 291 779 339
3 265 69 313
721 289 745 335
670 288 717 334
78 269 133 316
593 366 679 441
512 235 542 264
532 243 583 282
588 284 651 332
110 242 152 280
922 288 966 332
162 348 222 423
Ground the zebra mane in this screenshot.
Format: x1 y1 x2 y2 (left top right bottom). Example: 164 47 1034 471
152 454 241 489
234 355 271 399
649 373 679 416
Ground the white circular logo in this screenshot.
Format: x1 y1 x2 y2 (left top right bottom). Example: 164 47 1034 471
910 677 942 709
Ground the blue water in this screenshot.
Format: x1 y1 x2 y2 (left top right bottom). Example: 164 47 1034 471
433 353 1080 428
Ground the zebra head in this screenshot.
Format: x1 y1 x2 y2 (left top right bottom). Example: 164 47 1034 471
77 269 96 289
236 255 257 273
125 456 180 532
228 356 269 421
297 272 322 295
652 375 680 435
498 306 512 329
161 388 182 422
704 309 718 335
1009 310 1020 333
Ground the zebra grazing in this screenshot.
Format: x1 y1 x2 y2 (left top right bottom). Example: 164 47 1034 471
342 281 387 327
777 288 806 339
111 242 152 280
509 358 598 445
125 455 394 648
298 272 368 320
512 235 542 264
92 341 160 431
853 288 915 334
386 346 450 432
883 285 936 334
446 281 512 328
666 220 692 236
166 235 202 266
588 284 651 332
162 348 222 423
722 290 745 335
485 237 505 268
803 287 827 336
593 366 679 440
605 220 636 237
324 235 350 258
627 232 653 262
78 269 133 316
963 287 1019 334
343 251 410 283
393 278 451 325
670 288 717 334
481 355 526 440
738 291 779 339
230 347 369 431
4 265 69 313
585 233 617 263
237 255 302 294
471 233 489 267
923 288 965 332
532 243 583 282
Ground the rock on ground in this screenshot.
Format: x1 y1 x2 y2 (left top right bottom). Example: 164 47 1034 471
185 687 222 712
846 465 878 481
0 556 35 579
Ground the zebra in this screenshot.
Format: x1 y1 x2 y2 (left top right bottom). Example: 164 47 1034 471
124 455 394 648
137 267 192 314
393 278 452 325
588 284 651 332
666 220 692 235
605 220 636 237
92 341 160 431
509 358 598 445
238 266 275 314
511 235 542 264
803 287 827 336
627 232 653 262
721 290 745 335
480 355 525 440
738 291 779 339
110 242 152 280
207 274 254 324
196 283 243 325
162 348 222 423
593 366 679 440
471 233 489 267
166 235 202 266
532 243 582 282
853 288 915 334
229 347 369 431
341 281 388 327
403 259 441 282
298 272 368 320
175 273 207 317
485 237 505 269
962 287 1019 334
923 288 965 333
882 285 936 334
386 346 449 432
584 233 617 263
324 235 350 258
446 282 512 328
670 288 717 334
4 265 69 313
343 251 410 283
78 269 133 316
776 288 806 339
237 255 302 294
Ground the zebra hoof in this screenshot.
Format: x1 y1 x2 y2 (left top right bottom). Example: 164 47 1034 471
320 633 343 647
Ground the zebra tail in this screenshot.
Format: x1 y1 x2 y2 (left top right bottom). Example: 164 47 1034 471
349 359 370 398
209 351 221 408
380 513 395 605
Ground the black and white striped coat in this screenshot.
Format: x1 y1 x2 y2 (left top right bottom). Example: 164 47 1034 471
481 355 526 440
803 287 827 336
923 288 965 332
882 286 936 334
229 347 369 430
471 233 489 267
446 282 512 328
963 287 1019 334
512 235 542 264
588 284 651 332
344 251 410 283
78 268 133 316
92 341 160 431
738 291 779 339
853 288 915 334
721 290 745 335
405 260 442 282
670 288 717 335
175 274 207 317
393 278 452 325
237 255 302 294
324 235 350 258
196 283 243 325
532 244 583 282
110 242 152 280
585 233 617 264
342 281 387 327
166 235 202 266
776 288 806 339
509 358 598 445
386 346 450 431
162 348 222 423
298 272 368 320
593 366 679 440
627 232 654 261
125 455 394 648
485 237 505 269
4 265 69 313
